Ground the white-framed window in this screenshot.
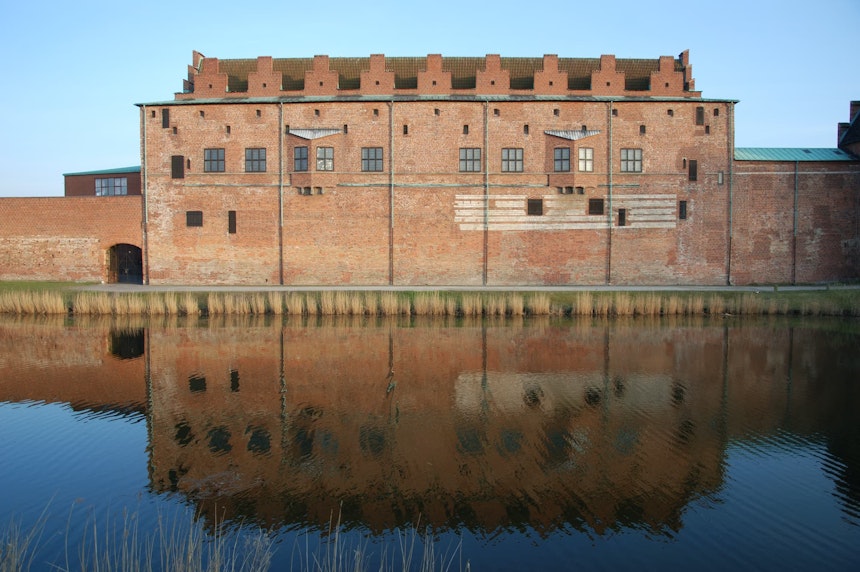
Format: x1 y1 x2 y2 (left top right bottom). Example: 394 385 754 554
578 147 594 172
316 147 334 171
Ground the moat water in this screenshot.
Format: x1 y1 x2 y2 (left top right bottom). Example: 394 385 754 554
1 315 858 571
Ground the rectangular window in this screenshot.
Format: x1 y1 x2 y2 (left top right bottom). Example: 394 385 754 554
688 159 698 181
620 148 642 172
186 211 203 227
361 147 383 172
618 208 627 227
459 148 481 172
245 148 266 172
95 177 128 196
171 155 185 179
501 148 523 172
316 146 334 171
679 200 688 220
588 198 604 216
228 210 236 234
578 147 594 172
527 198 543 216
204 148 225 172
696 106 705 126
554 147 570 172
161 109 170 128
294 146 308 172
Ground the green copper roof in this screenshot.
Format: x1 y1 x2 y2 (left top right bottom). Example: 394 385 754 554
734 148 857 162
63 166 141 177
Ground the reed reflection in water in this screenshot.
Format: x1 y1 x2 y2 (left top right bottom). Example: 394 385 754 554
0 315 858 570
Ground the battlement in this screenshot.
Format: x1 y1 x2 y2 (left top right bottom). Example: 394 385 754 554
176 50 701 100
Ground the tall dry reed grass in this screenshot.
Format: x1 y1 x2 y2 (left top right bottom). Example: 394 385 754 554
527 293 551 315
378 292 399 316
0 291 67 314
285 293 306 315
460 294 481 317
2 288 855 319
267 291 284 315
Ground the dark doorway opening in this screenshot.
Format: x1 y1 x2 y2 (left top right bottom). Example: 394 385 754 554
108 244 143 284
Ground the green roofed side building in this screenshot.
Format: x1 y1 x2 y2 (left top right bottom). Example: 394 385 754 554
734 148 857 162
731 130 860 285
63 166 142 197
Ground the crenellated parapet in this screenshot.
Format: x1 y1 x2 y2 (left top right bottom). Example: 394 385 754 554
175 50 702 100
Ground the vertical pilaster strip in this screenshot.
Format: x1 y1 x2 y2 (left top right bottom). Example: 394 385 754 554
607 101 614 284
278 102 284 285
141 105 150 285
483 100 489 286
388 100 395 285
793 161 799 285
727 102 735 285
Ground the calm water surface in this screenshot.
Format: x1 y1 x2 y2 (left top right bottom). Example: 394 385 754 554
1 315 858 571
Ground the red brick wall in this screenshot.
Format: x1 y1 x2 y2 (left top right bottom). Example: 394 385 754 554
0 196 142 282
0 318 145 408
732 162 860 284
145 97 745 285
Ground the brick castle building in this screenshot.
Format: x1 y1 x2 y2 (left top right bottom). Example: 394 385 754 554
1 50 858 285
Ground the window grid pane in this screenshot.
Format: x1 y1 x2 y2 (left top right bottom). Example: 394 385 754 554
578 147 594 172
204 148 225 172
95 177 128 196
459 148 481 172
316 147 334 171
244 148 266 172
620 148 642 172
361 147 383 172
554 147 570 172
294 146 308 172
502 148 523 172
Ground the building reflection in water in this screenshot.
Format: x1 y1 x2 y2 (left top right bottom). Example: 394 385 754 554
1 315 857 536
139 316 860 535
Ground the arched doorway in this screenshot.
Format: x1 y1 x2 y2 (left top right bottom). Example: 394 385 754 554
108 244 143 284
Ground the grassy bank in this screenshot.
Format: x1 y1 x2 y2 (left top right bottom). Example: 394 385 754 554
0 283 859 318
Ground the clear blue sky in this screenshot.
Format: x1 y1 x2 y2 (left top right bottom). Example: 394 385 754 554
1 0 857 197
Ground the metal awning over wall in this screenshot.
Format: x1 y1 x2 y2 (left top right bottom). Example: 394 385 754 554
287 128 342 140
545 129 601 141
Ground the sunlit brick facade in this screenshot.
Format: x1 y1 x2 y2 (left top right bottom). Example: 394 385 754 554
136 51 859 286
